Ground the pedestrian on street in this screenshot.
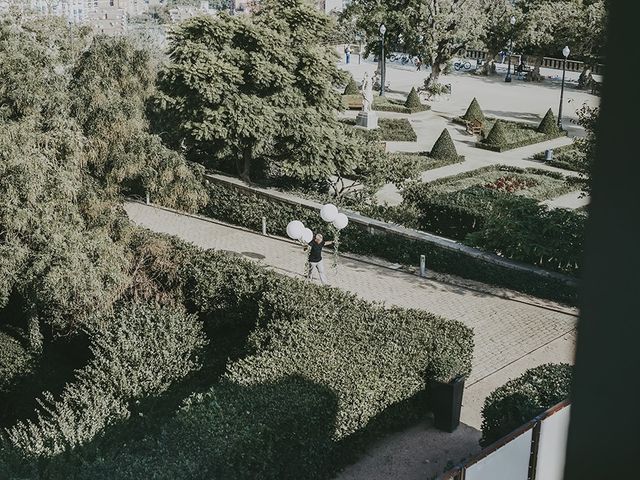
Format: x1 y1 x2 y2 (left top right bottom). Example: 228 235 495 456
344 45 351 64
305 233 334 285
415 57 422 71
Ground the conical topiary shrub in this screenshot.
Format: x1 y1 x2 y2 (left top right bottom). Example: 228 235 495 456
462 97 485 123
343 76 359 95
484 120 509 146
430 129 459 161
405 87 423 109
537 108 560 134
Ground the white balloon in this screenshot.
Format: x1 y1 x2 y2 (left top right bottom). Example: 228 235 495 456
301 228 313 243
333 213 349 230
286 220 305 240
320 204 339 223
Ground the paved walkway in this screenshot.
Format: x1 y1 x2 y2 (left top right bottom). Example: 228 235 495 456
543 190 590 210
124 202 577 426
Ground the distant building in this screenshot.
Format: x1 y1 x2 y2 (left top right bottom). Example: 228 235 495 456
318 0 350 14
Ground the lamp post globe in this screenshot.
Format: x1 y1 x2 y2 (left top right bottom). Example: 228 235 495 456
379 23 387 96
505 16 516 83
558 45 570 130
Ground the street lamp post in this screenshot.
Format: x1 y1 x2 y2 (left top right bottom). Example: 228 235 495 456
505 15 516 82
558 45 571 130
380 23 387 96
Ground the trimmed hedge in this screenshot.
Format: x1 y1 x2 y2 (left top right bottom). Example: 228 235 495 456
480 364 573 447
533 143 586 172
538 108 560 134
18 242 473 479
477 117 567 152
342 118 418 142
405 87 422 108
374 94 429 114
395 151 463 172
343 76 359 95
402 167 585 275
462 97 485 123
3 302 206 458
203 179 579 304
430 128 460 162
484 119 509 146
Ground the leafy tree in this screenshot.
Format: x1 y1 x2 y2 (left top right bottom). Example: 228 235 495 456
71 35 208 211
343 0 485 88
0 16 207 339
327 129 420 198
475 0 519 75
153 0 348 183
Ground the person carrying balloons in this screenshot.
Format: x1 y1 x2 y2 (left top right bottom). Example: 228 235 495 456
305 233 334 285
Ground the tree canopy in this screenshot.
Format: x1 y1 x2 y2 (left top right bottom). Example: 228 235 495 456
0 15 206 338
153 0 353 183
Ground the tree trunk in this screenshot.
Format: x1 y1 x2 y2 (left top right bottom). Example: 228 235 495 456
238 146 252 182
28 315 43 354
527 55 544 82
578 65 592 90
476 51 498 76
425 61 443 88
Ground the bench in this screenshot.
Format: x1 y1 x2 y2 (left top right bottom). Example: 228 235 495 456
465 119 483 136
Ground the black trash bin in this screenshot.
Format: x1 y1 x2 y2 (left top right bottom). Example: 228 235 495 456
430 376 465 432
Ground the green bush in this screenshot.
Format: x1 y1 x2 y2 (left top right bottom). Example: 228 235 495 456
466 196 586 275
534 144 587 172
480 364 573 447
394 151 463 172
343 76 359 95
38 247 471 479
538 108 560 134
373 95 429 114
0 330 35 394
430 129 459 162
3 302 206 458
342 118 417 142
202 179 579 304
476 117 567 152
484 119 509 146
462 97 485 123
405 87 422 108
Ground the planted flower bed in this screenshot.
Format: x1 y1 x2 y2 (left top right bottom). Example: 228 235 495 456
340 118 418 142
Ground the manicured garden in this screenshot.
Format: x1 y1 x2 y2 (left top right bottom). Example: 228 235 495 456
340 117 418 142
454 99 567 152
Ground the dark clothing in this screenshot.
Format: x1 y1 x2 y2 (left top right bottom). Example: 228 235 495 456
308 240 325 262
